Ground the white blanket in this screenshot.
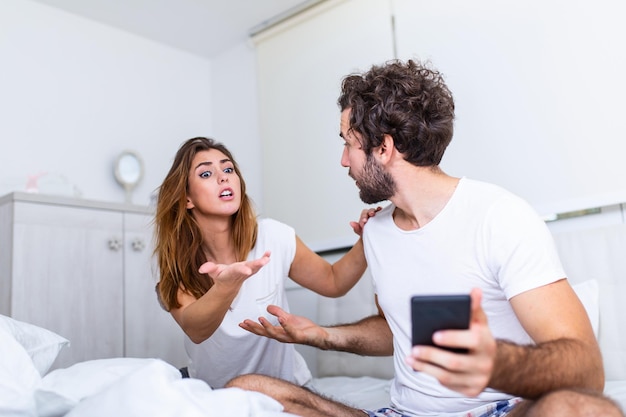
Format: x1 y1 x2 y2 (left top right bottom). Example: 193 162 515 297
39 358 295 417
0 314 297 417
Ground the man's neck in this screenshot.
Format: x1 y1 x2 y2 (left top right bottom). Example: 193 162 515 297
390 166 460 231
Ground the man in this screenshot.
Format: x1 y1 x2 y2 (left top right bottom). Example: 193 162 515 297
227 59 623 417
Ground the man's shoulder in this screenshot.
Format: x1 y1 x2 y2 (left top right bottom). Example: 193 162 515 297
362 204 394 237
458 178 526 205
460 177 509 195
458 179 543 232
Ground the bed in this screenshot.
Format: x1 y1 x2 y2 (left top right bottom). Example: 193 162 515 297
2 222 626 416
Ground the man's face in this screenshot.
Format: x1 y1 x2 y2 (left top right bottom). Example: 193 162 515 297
339 109 396 204
357 152 396 204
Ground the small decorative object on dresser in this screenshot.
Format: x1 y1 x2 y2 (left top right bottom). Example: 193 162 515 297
113 150 144 204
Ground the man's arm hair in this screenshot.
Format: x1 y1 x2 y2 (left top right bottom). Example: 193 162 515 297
489 337 604 398
322 314 394 356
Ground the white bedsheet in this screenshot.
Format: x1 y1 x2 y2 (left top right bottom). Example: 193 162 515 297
310 376 391 411
312 376 626 414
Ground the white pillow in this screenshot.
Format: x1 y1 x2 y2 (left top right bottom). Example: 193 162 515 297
0 324 41 416
571 279 600 339
0 314 69 376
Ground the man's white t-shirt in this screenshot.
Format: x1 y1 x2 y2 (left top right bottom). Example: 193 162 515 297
185 218 312 388
363 178 566 416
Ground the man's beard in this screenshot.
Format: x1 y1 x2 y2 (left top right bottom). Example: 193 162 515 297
355 153 396 204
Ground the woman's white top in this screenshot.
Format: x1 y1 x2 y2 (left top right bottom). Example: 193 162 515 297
185 218 312 388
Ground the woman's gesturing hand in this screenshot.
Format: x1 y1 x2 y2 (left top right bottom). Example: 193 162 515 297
198 251 271 288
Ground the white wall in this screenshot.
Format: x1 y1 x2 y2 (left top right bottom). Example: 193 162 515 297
5 0 623 222
210 42 264 212
393 0 626 218
0 0 215 206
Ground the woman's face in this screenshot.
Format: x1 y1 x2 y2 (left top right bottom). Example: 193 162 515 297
185 148 242 218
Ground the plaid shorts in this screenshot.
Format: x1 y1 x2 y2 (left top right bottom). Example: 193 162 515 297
364 398 522 417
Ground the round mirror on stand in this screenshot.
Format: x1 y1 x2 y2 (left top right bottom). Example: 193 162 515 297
114 150 144 204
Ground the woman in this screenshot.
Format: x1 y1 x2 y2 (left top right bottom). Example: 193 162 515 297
154 137 369 389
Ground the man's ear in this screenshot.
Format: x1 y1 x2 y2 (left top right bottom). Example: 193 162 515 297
378 134 395 164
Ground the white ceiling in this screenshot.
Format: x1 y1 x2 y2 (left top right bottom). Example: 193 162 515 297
30 0 320 59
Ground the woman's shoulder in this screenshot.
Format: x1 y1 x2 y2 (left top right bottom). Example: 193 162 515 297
256 217 295 236
252 218 297 261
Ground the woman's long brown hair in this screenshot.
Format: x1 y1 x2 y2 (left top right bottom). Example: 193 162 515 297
153 137 258 311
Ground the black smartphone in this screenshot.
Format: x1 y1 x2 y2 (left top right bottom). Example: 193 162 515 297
411 294 471 353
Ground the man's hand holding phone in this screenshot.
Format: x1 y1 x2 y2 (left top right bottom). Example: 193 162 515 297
405 288 497 397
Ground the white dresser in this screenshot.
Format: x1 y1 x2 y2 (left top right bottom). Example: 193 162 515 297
0 192 187 370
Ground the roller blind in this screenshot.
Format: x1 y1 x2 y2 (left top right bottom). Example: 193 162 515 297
253 0 394 251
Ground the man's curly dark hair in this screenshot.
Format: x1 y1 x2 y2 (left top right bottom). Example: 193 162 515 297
337 59 455 166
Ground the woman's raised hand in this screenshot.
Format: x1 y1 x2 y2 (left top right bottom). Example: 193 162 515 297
198 251 271 288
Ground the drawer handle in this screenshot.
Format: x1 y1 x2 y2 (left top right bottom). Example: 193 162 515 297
131 238 145 252
108 238 122 251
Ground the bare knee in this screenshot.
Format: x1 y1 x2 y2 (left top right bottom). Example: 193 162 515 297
225 373 303 403
523 389 624 417
226 375 363 417
225 374 268 391
224 375 260 390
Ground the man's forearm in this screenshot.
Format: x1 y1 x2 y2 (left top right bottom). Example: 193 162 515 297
489 338 604 398
321 315 394 356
